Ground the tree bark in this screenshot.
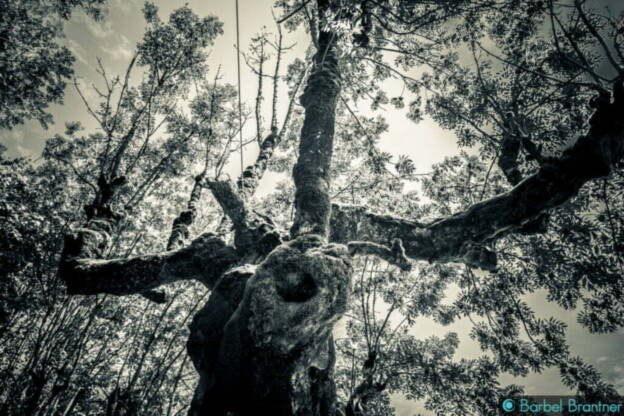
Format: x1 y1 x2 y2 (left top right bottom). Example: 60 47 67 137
290 0 341 238
61 233 239 295
167 174 204 251
237 127 280 199
188 237 350 416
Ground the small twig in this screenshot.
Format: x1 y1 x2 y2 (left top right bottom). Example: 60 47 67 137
276 0 312 24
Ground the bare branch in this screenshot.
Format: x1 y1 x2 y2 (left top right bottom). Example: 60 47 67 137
476 40 609 88
49 154 98 193
109 54 138 139
73 79 103 127
250 35 268 144
303 1 319 49
552 10 606 85
574 0 623 75
270 11 284 129
279 64 308 137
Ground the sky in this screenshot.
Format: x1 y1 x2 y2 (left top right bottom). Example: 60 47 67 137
2 0 623 414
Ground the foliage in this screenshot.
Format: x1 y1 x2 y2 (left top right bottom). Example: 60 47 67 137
0 5 229 415
0 0 107 129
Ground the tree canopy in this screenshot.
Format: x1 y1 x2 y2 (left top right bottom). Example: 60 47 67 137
1 0 623 415
0 0 109 129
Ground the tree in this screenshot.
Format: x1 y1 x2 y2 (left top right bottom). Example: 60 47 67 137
1 4 228 415
2 0 624 415
0 0 109 129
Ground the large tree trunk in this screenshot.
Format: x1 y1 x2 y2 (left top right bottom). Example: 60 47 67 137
187 237 350 415
186 1 346 414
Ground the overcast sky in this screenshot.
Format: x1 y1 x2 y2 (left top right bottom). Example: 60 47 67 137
2 1 623 414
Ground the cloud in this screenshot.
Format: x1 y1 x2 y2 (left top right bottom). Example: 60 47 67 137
67 39 89 65
102 35 134 61
77 11 115 39
1 129 37 158
593 356 624 393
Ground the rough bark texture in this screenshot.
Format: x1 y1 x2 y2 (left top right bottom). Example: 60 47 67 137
187 265 256 414
64 174 126 262
61 233 239 295
137 174 208 303
188 236 351 415
237 127 280 199
168 174 204 251
206 179 282 259
183 2 348 414
498 114 547 187
56 9 624 416
498 133 522 185
347 239 411 271
290 1 341 238
345 351 384 416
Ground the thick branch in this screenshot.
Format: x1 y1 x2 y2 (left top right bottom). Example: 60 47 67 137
270 20 283 129
280 65 308 137
165 71 220 252
498 131 522 186
167 174 204 250
60 233 239 296
206 180 250 230
139 173 208 303
498 144 522 185
331 80 624 269
254 38 266 144
236 127 280 198
498 113 548 186
206 179 281 257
